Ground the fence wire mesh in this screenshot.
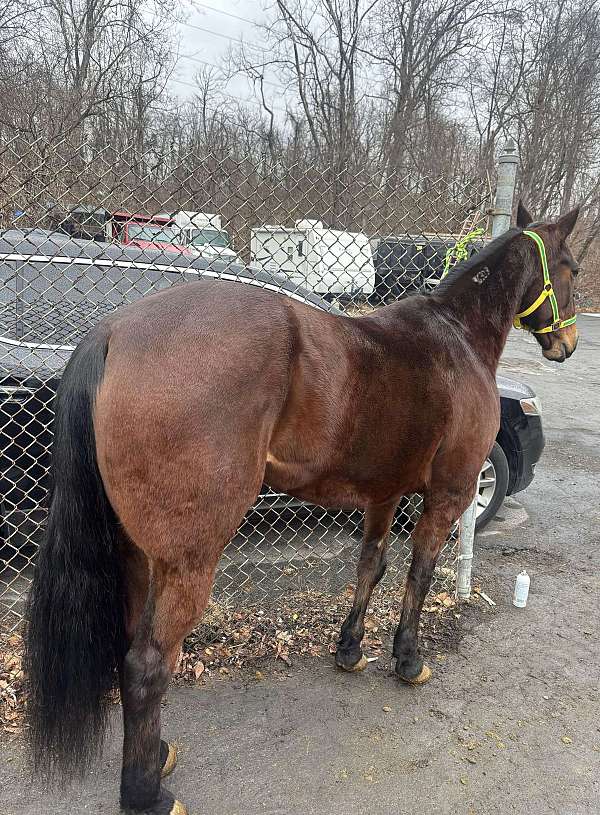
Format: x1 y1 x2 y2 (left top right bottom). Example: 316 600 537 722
0 137 492 641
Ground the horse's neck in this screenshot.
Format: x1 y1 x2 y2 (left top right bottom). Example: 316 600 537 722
438 258 530 371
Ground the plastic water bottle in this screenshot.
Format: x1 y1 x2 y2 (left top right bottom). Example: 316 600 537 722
513 570 530 608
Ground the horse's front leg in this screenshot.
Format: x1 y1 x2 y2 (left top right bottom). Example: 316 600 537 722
393 493 469 684
335 500 398 671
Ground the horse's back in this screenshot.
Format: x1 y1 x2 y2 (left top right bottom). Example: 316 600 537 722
106 277 301 352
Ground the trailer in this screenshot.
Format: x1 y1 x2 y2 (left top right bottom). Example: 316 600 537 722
250 219 375 298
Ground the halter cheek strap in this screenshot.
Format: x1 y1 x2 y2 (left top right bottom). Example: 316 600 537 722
513 230 577 335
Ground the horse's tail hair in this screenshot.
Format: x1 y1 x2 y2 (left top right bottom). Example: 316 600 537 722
24 324 126 782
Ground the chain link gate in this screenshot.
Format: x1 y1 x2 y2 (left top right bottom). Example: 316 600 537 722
0 135 493 699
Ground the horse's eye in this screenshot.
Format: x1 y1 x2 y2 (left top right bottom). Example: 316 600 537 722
561 258 579 277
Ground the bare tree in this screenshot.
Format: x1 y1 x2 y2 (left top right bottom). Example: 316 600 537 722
233 1 376 166
465 1 535 175
363 0 498 176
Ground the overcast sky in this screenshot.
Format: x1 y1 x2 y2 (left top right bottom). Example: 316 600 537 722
171 0 283 106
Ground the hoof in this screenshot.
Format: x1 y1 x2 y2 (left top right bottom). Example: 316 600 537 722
336 653 369 673
121 787 186 814
161 742 178 779
397 664 432 686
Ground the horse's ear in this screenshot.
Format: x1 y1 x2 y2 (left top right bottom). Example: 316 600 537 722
556 206 580 239
516 200 533 228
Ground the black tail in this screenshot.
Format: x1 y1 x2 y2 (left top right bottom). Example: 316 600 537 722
24 325 125 781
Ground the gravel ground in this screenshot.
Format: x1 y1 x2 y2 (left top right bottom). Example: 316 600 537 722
1 316 599 815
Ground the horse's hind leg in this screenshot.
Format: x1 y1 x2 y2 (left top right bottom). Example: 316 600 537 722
119 554 219 815
120 536 150 643
335 501 397 671
119 539 177 781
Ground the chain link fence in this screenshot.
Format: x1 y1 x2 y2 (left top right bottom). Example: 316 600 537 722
0 135 493 639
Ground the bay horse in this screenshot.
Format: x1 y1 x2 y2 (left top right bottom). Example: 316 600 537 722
25 202 580 814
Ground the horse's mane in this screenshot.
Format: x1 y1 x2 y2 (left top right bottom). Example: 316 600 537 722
434 227 523 297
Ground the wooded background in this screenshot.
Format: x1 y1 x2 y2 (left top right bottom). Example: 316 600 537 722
0 0 598 305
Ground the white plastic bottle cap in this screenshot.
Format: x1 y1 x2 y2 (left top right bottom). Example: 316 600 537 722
513 570 530 608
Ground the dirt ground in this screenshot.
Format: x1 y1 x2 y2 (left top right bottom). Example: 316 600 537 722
1 316 599 815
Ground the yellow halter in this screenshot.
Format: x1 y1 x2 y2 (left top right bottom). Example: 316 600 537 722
513 230 577 335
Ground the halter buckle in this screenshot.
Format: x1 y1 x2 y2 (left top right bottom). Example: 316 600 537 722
544 282 553 293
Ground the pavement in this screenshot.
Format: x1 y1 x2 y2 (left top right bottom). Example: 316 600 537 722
1 316 599 815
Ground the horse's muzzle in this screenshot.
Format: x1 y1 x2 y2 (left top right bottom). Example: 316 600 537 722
542 327 578 362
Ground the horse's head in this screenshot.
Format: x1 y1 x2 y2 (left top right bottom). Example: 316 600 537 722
515 201 580 362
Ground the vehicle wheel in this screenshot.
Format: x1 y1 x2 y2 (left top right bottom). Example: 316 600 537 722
475 442 509 532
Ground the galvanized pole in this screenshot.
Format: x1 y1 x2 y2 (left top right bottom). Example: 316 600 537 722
491 138 519 237
456 482 479 600
455 140 520 599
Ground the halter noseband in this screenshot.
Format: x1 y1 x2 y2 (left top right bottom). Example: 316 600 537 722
513 230 577 335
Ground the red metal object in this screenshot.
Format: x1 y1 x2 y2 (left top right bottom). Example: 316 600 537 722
111 211 192 255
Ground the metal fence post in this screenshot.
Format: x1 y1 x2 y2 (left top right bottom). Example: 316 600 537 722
456 487 478 600
491 139 519 237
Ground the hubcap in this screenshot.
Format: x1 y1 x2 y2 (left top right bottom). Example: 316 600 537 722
477 458 497 517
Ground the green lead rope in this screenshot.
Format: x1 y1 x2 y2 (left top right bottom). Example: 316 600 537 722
442 227 486 277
